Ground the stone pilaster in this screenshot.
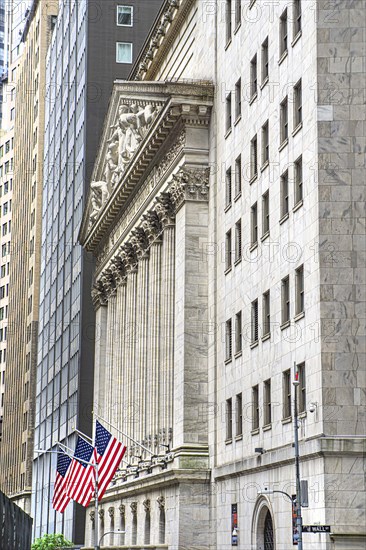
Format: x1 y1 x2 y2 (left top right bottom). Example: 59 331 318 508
171 167 210 457
111 257 127 431
92 283 108 423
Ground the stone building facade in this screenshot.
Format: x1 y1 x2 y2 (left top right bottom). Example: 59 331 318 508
80 1 365 549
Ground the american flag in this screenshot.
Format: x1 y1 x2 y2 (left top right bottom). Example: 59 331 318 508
94 421 126 500
52 449 72 513
65 437 95 507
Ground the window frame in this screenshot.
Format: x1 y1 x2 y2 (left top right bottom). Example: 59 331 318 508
252 385 259 430
293 0 302 38
262 190 270 236
117 5 133 27
225 318 233 360
279 8 288 57
235 78 242 120
294 79 302 128
262 290 270 337
261 37 269 83
250 134 258 180
297 362 306 413
226 92 232 133
251 298 259 344
263 378 272 426
235 155 242 197
225 229 232 271
280 169 289 219
236 393 243 437
280 96 289 143
235 219 242 262
250 53 258 99
295 264 304 315
281 275 290 325
294 155 303 206
116 41 133 64
225 166 232 206
251 202 258 247
283 369 292 418
235 311 242 354
261 120 269 166
226 397 233 440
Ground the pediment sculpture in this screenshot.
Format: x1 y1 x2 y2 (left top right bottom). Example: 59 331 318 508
89 102 160 228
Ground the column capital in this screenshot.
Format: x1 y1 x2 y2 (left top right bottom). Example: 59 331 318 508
110 256 127 286
91 279 108 309
130 501 138 516
155 192 175 228
170 166 210 211
131 227 150 259
121 242 138 273
142 210 163 244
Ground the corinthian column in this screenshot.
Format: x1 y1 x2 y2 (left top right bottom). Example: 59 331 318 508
102 272 117 423
131 229 149 447
155 194 176 446
110 257 127 431
143 211 162 453
91 281 108 422
121 244 138 455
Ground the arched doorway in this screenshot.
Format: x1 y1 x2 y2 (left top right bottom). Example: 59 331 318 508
252 498 275 550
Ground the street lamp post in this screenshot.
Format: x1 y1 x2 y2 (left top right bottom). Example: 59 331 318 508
293 361 303 550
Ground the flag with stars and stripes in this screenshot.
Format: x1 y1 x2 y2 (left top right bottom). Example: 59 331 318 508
65 437 95 507
94 421 126 500
52 449 72 513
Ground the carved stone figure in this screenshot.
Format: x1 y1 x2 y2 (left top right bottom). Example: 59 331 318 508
90 180 109 225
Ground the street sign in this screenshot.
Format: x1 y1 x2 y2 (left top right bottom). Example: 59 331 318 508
302 525 331 533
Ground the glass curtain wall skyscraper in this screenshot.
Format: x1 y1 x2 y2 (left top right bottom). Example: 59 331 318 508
32 0 163 541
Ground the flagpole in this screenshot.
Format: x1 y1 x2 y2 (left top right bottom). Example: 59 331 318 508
94 460 99 550
93 411 154 456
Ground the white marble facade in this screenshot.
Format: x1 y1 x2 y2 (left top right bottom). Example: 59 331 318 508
80 1 365 549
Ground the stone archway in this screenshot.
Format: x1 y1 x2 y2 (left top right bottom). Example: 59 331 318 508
252 498 276 550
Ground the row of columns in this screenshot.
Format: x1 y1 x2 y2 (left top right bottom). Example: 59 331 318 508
93 195 176 456
92 166 210 459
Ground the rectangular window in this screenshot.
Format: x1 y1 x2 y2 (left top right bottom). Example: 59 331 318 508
262 290 270 337
293 0 302 37
250 54 258 98
283 369 292 418
280 9 288 57
226 166 232 206
250 135 258 180
236 393 243 436
294 156 303 205
263 379 272 425
252 385 259 430
261 37 269 82
235 219 242 261
280 170 289 218
226 92 232 132
251 299 259 343
235 311 242 354
297 362 306 413
251 202 258 246
280 97 288 143
235 0 241 26
225 229 232 271
116 42 133 64
117 5 133 26
226 398 233 440
225 318 232 361
235 78 241 119
262 191 270 236
262 121 269 165
226 0 232 43
235 155 242 196
295 264 304 315
281 276 290 325
294 79 302 128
